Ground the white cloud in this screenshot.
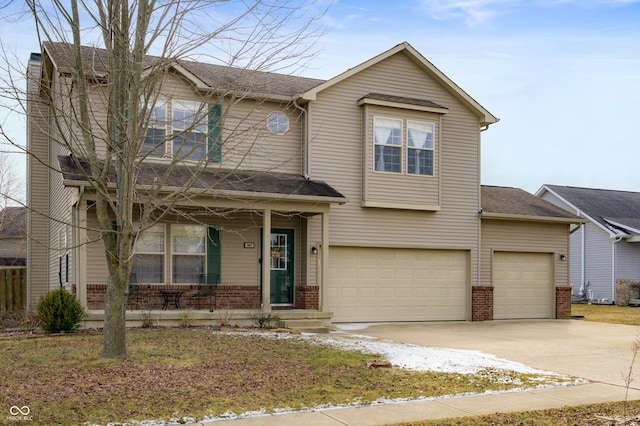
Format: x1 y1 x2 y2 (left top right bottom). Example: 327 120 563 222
418 0 520 26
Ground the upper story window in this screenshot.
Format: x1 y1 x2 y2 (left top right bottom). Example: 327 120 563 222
374 116 435 176
374 117 402 173
141 100 167 158
407 121 434 176
139 99 222 163
267 111 289 135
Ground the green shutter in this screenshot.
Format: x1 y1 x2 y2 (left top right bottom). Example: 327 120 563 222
207 227 221 284
208 104 222 163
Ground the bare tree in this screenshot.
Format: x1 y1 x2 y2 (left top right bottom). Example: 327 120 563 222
0 153 19 210
0 0 325 358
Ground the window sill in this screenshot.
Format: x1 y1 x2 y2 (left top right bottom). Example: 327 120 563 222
361 200 440 211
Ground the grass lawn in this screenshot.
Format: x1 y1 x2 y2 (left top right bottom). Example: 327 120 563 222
0 328 553 426
572 303 640 326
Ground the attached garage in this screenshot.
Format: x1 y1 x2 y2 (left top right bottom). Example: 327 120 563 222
493 251 554 319
327 247 468 322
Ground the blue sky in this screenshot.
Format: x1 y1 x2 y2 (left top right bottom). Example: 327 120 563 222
1 0 640 195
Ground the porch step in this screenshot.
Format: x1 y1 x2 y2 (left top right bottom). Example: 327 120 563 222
279 318 331 334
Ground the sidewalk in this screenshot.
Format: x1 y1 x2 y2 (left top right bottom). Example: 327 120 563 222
198 383 640 425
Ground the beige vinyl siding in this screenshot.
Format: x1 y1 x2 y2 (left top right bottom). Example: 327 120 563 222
48 72 75 292
26 59 51 307
84 210 305 287
480 220 569 288
307 51 482 284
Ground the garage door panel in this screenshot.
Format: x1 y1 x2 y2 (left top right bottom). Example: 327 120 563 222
328 247 468 322
493 252 553 320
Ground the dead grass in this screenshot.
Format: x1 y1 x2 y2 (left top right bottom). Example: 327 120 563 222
572 303 640 326
395 400 640 425
0 328 555 425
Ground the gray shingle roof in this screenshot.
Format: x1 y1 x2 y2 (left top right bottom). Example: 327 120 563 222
544 185 640 231
58 156 345 202
43 42 325 99
482 185 580 220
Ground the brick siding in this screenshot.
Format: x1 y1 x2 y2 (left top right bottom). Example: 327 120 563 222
555 286 572 319
471 286 493 321
86 284 260 311
294 285 319 310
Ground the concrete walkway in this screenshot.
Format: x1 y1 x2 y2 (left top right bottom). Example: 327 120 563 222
198 320 640 425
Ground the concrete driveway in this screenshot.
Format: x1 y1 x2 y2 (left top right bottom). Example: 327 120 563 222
340 319 640 388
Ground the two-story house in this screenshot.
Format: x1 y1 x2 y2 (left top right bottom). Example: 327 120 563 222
27 41 580 325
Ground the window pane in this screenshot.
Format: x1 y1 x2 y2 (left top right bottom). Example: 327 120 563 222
408 149 434 175
408 122 434 149
135 225 164 253
375 145 401 173
141 128 165 157
173 131 206 161
132 254 164 283
374 118 402 146
173 255 205 283
172 225 206 253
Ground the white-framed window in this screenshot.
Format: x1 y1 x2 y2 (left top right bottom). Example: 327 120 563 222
270 233 288 270
373 116 435 176
374 117 403 173
407 121 434 176
140 99 167 158
172 100 207 161
172 224 206 283
132 224 165 284
267 111 289 135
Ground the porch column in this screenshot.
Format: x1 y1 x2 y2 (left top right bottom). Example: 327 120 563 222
320 211 329 312
261 209 272 313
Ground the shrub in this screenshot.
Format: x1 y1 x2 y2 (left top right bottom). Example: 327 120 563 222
37 288 84 333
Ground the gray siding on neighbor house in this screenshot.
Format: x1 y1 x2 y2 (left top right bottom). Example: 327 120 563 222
583 222 614 300
480 220 569 288
615 241 640 281
307 51 482 283
26 58 51 307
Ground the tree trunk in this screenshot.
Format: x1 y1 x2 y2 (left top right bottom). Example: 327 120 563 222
102 274 128 359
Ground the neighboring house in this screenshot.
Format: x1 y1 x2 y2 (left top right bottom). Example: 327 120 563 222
26 41 581 324
0 206 27 267
537 185 640 303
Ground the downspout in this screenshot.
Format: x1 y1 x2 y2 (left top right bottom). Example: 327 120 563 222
613 235 623 302
293 98 309 180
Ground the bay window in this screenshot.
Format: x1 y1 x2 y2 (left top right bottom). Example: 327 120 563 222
373 116 435 176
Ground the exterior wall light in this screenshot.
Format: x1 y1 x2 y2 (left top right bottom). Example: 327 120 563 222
311 246 318 255
559 254 567 261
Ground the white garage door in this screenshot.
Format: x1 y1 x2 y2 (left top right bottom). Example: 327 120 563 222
493 252 554 320
327 247 468 322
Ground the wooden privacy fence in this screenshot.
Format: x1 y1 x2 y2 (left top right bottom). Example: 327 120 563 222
0 268 26 311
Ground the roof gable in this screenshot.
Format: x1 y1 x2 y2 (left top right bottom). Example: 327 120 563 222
300 42 498 126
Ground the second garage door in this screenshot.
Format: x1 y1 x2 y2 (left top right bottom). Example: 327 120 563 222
327 247 468 322
493 251 554 319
